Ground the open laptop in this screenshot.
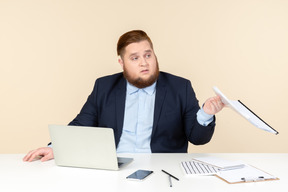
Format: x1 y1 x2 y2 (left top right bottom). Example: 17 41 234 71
48 125 133 170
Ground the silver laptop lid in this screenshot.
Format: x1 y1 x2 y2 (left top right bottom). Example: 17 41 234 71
49 125 120 170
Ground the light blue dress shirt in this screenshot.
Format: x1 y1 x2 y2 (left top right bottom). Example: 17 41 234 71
116 81 214 153
117 82 156 153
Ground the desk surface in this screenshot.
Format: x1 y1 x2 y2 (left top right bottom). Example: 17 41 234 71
0 153 287 192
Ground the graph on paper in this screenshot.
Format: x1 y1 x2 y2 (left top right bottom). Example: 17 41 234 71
181 160 219 176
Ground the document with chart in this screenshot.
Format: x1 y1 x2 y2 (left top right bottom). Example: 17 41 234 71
180 159 219 176
213 87 278 135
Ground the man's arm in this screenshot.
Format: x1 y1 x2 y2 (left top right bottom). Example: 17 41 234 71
23 80 100 162
69 80 99 126
185 81 224 145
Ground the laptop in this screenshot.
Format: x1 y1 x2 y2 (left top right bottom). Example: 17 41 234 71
48 125 133 170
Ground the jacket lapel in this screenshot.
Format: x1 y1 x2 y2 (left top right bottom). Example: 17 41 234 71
115 77 127 144
152 73 166 137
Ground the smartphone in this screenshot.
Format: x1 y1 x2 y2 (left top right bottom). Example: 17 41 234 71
126 170 153 181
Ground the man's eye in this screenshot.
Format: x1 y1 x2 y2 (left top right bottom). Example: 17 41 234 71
145 54 151 58
131 57 138 61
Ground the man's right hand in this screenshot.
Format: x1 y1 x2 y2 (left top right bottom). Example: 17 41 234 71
23 147 54 162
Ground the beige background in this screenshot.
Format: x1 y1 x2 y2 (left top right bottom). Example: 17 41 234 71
1 0 287 154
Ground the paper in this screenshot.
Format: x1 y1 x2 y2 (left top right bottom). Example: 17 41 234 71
180 157 245 176
193 157 244 169
216 164 278 184
180 160 219 176
181 156 279 184
213 86 278 134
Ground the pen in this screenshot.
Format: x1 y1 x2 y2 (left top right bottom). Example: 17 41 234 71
168 176 172 187
161 170 180 181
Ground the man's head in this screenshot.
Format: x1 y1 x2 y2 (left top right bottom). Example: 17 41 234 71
117 30 159 88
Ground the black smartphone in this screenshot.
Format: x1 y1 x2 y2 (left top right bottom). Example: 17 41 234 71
126 170 153 181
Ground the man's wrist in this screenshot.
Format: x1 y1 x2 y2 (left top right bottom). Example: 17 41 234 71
197 108 214 126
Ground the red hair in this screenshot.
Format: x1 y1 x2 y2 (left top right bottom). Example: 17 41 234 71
117 30 153 57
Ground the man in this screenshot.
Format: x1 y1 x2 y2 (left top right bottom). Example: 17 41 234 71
23 30 224 162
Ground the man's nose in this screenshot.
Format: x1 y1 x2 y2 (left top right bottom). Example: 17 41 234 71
140 57 148 66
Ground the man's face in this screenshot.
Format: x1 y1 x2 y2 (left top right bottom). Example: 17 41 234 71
118 40 159 88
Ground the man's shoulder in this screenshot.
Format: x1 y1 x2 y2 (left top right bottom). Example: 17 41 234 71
94 72 125 90
159 71 190 83
97 72 124 81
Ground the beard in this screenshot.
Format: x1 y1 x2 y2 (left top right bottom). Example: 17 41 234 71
123 60 160 89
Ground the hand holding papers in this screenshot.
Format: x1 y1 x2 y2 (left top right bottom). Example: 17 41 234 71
213 86 278 134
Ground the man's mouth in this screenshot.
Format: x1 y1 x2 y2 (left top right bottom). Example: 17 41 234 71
141 69 149 73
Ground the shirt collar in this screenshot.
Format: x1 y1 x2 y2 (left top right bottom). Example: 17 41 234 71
127 81 156 95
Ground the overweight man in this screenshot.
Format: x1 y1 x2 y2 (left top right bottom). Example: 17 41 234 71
23 30 224 162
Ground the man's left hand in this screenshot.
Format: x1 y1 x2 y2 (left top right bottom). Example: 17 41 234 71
203 96 225 115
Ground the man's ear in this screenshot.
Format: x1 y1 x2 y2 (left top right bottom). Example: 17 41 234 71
118 56 124 69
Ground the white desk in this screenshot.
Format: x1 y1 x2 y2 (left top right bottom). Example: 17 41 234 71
0 153 286 192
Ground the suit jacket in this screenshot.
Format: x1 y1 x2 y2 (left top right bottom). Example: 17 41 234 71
69 72 216 153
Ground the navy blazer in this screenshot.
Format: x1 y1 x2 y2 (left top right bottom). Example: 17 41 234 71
69 72 216 153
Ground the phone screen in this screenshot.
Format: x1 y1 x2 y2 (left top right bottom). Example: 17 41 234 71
126 170 153 180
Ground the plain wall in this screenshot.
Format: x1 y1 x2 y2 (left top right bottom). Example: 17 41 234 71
1 0 287 153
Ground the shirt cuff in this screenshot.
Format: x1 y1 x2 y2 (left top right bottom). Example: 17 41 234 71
197 108 214 126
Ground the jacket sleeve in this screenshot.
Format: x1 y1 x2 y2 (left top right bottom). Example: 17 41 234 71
68 80 99 127
184 80 216 145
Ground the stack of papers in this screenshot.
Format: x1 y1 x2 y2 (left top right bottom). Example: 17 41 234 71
180 156 279 184
216 164 278 184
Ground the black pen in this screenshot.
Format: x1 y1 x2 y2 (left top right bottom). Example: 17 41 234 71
162 170 180 181
168 176 172 187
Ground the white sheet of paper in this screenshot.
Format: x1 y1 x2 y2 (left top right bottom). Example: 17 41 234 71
213 86 278 134
193 156 244 169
